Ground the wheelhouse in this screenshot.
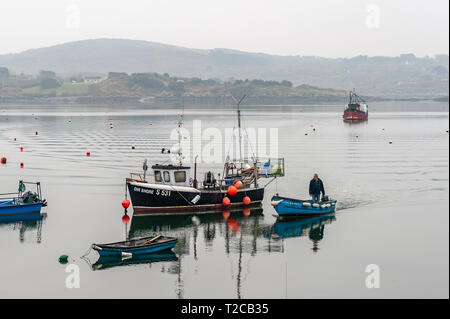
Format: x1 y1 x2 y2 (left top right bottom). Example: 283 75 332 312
151 164 191 187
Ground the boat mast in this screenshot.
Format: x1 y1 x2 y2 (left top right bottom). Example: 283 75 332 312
231 94 246 162
176 96 185 166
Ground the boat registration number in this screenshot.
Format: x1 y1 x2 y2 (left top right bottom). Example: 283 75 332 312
134 187 171 197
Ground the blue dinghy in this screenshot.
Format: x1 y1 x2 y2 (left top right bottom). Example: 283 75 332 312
271 194 337 217
0 181 46 217
92 235 178 257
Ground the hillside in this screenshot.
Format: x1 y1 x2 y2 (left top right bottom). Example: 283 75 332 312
0 39 448 97
0 70 347 104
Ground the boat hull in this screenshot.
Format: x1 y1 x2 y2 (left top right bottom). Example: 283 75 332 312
271 195 337 217
127 180 264 215
95 242 177 256
343 110 368 121
93 236 178 256
0 202 43 216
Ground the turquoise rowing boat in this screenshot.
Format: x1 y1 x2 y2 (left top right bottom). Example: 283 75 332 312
271 194 337 217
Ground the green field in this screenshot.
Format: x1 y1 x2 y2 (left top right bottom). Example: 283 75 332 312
22 82 91 96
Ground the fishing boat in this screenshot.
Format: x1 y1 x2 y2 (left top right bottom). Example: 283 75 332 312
92 235 178 257
0 181 47 217
271 194 337 217
343 90 368 121
126 95 284 215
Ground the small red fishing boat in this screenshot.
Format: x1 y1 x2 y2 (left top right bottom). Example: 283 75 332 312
343 90 368 121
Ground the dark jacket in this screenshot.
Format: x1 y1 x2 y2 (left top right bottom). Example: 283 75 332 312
309 178 325 195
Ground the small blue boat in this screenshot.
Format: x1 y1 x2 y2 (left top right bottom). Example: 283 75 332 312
92 235 178 257
0 181 46 217
271 194 337 217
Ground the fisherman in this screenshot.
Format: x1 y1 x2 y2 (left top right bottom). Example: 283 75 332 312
309 173 325 202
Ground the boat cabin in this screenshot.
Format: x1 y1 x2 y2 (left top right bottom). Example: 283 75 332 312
151 164 191 187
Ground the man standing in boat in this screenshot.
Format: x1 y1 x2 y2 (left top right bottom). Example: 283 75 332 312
309 173 325 202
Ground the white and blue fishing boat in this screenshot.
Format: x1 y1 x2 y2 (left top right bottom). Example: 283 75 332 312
0 181 46 217
271 194 337 217
92 235 177 257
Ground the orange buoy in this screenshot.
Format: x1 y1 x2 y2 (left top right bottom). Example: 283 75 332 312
86 151 91 157
222 196 231 206
243 208 250 216
20 162 24 168
122 214 130 224
234 180 243 189
1 157 6 164
227 185 237 196
122 199 130 209
243 196 251 205
14 138 16 141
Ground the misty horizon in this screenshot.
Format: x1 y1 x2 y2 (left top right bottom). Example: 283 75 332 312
1 37 448 59
0 0 448 57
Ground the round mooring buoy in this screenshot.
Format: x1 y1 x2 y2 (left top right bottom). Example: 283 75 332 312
1 157 6 164
59 255 68 264
20 162 24 168
222 197 230 206
234 180 243 189
86 151 91 157
243 196 251 205
122 199 130 209
227 185 237 196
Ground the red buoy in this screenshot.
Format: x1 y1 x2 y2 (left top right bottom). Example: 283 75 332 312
86 151 90 157
35 131 38 135
20 162 24 168
14 138 16 141
243 196 251 205
234 180 243 189
227 185 237 196
222 197 231 206
1 157 6 164
20 146 23 152
122 199 130 209
122 214 130 224
243 208 250 216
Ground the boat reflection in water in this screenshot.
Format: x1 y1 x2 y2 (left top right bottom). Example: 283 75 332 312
104 209 336 298
92 251 178 271
270 214 336 252
0 212 45 243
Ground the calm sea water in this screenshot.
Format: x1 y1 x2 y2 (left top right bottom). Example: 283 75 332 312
0 101 448 298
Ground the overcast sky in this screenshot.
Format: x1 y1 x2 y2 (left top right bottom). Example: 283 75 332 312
0 0 448 57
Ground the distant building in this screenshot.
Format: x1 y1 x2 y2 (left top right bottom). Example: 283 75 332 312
83 76 103 83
